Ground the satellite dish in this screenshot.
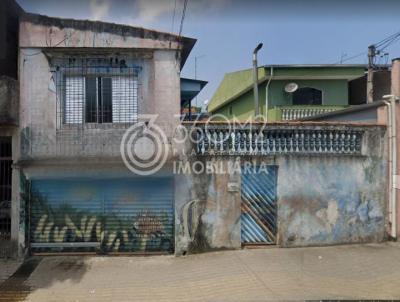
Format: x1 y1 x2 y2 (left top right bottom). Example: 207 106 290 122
284 82 299 93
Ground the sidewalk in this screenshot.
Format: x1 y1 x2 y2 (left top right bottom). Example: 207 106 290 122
0 259 22 284
3 243 400 301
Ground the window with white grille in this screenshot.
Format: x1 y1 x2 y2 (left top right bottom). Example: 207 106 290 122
55 58 140 126
63 75 138 124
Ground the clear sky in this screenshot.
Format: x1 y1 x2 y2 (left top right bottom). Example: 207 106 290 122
16 0 400 109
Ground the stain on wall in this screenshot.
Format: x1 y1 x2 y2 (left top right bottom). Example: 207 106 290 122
176 126 387 254
277 156 387 246
175 158 241 255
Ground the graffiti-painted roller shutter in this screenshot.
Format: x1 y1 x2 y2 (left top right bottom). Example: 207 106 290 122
30 177 174 254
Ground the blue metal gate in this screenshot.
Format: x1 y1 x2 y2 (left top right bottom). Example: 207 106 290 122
241 166 278 244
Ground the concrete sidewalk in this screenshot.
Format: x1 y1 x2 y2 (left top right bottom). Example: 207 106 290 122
3 243 400 301
0 259 23 284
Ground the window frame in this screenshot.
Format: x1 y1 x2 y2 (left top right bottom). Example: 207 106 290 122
58 66 140 127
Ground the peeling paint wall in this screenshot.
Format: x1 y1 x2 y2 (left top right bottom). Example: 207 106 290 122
176 126 387 254
18 19 181 161
277 156 387 246
15 18 183 257
175 159 241 255
0 76 19 126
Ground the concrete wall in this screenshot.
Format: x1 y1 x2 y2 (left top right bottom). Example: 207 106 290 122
277 154 386 246
0 76 19 126
175 159 241 255
12 18 184 257
0 0 22 79
175 125 387 255
18 18 181 161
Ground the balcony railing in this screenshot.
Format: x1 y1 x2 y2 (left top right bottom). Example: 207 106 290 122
267 105 347 121
190 123 364 156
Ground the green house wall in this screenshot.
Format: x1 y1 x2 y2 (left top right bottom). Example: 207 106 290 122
208 66 365 120
215 79 349 120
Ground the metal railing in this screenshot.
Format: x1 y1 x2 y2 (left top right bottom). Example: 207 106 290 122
191 124 363 156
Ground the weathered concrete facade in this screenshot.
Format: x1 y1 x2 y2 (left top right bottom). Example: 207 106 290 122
1 9 392 258
175 124 387 255
9 13 195 257
0 76 19 126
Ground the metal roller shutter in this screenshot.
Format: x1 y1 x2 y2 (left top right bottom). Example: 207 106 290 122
30 177 174 254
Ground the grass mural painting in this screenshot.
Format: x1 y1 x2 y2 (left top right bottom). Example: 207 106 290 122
29 178 174 254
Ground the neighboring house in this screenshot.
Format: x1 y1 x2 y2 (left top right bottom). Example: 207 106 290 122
180 78 207 120
208 65 391 121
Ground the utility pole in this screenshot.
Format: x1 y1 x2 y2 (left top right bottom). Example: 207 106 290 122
194 55 205 109
367 45 376 103
253 43 263 117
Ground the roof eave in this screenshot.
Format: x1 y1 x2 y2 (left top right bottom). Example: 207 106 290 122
20 12 197 70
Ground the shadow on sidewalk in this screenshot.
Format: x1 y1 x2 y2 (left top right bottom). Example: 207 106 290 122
0 257 41 301
0 256 91 301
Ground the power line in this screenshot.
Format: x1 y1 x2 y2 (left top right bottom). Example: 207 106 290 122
178 0 189 38
174 0 189 66
171 0 177 33
336 30 400 64
335 51 367 64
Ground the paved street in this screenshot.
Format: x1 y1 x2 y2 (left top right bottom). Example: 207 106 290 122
1 243 400 301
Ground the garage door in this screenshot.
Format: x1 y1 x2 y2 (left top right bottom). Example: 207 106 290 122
29 177 174 254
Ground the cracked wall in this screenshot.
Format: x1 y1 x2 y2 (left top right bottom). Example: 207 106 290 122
175 126 387 254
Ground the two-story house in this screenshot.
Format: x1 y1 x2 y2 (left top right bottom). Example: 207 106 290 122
0 7 199 257
208 65 391 121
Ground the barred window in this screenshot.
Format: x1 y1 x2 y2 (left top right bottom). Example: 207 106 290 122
64 75 138 124
56 58 140 126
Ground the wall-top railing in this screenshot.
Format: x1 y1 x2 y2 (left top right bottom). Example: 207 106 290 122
191 123 364 156
267 105 347 122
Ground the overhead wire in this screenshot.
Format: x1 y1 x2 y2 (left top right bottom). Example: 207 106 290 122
178 0 189 38
336 30 400 64
171 0 177 33
174 0 189 66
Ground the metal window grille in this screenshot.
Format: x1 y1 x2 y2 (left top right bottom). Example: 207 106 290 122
54 57 140 128
0 137 12 241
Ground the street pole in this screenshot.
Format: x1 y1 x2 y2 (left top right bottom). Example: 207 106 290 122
253 43 263 117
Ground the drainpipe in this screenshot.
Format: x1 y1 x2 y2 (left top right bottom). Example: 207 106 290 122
253 43 263 117
383 94 398 239
265 66 274 122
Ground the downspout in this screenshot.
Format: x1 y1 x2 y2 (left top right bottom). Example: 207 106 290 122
265 67 274 121
383 95 397 239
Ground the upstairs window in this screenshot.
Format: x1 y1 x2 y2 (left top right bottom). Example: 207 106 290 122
292 87 323 105
56 58 140 126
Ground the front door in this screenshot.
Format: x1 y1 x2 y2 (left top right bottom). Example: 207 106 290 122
241 166 278 245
